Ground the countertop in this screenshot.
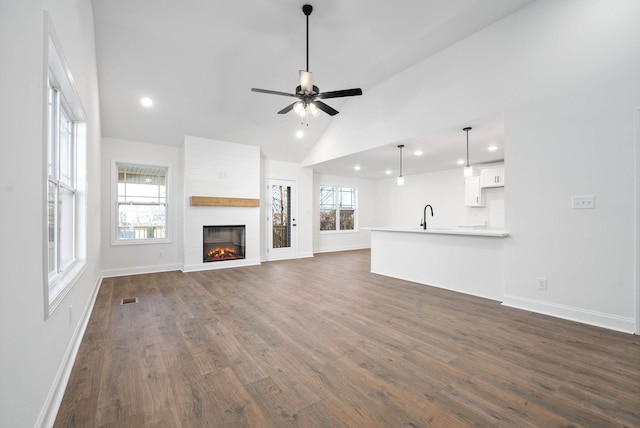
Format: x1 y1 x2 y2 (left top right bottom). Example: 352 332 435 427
366 227 509 238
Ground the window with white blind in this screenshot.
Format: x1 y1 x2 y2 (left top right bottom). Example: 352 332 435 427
114 163 169 243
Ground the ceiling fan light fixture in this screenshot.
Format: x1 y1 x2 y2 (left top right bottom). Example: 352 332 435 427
308 102 319 117
294 101 306 116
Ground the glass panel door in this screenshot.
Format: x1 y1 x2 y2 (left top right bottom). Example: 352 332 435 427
268 179 297 260
272 183 291 248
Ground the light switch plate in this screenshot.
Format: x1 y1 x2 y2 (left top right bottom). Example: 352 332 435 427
572 195 595 209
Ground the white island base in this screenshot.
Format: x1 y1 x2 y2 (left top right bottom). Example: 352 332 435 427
370 228 509 301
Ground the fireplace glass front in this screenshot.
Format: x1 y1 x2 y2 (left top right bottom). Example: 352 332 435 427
203 225 246 263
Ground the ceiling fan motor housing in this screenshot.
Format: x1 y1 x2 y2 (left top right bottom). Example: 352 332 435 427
296 85 319 96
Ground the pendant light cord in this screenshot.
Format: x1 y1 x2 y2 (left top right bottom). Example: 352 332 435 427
466 130 469 167
463 127 472 167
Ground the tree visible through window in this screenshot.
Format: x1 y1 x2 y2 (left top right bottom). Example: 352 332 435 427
116 163 168 241
319 186 356 231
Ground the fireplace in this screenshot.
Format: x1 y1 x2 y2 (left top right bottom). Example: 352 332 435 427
203 225 246 263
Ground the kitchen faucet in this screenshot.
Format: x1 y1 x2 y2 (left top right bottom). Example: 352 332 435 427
421 204 433 230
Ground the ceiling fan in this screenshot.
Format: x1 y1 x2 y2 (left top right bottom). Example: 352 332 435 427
251 4 363 117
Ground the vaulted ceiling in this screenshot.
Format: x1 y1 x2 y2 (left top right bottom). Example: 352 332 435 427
92 0 535 176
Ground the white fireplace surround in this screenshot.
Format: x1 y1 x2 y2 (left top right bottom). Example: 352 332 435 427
182 136 261 271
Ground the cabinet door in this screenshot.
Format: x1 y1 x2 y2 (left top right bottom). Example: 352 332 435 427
480 166 505 188
465 176 484 207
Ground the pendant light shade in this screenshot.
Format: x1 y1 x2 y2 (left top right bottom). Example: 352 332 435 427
397 144 405 185
463 127 473 177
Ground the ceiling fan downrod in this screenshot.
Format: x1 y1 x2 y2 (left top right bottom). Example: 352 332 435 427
303 4 312 72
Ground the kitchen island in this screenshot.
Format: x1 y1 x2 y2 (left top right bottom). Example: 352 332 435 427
369 227 509 301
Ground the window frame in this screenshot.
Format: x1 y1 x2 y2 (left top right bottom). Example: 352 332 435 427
43 14 87 319
111 159 171 246
319 185 358 233
47 84 77 278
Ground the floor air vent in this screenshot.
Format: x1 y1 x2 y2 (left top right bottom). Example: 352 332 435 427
121 297 138 305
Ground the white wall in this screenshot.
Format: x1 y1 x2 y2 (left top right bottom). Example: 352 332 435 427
375 166 504 230
305 0 640 332
0 0 103 426
101 138 183 276
261 159 314 259
183 136 261 271
313 173 376 253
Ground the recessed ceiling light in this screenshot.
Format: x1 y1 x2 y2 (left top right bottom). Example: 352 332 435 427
141 97 153 107
354 165 361 171
488 145 498 151
456 159 465 165
414 150 423 156
385 169 392 175
296 130 304 138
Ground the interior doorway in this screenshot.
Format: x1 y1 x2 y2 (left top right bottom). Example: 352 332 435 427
268 179 297 260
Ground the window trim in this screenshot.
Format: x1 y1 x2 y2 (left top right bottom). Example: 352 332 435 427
110 159 172 246
43 13 87 319
319 185 358 233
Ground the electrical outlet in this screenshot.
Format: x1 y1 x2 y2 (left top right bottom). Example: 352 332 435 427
572 195 595 209
536 277 547 291
158 251 163 259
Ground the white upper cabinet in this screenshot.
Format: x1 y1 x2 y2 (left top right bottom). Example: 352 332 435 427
465 176 484 207
480 165 505 188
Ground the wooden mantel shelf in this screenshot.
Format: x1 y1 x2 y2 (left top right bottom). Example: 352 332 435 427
190 196 260 207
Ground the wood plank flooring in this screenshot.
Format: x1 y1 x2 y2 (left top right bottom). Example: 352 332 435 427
55 250 640 427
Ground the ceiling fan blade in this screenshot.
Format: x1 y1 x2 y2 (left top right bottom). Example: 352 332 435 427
277 102 297 115
317 88 363 99
299 70 314 93
251 88 299 98
313 101 339 116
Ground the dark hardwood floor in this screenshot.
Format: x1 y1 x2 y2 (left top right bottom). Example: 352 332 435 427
55 250 640 427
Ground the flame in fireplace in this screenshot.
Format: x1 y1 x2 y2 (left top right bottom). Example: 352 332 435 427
207 247 237 260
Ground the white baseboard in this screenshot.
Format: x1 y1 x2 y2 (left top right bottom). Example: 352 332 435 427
182 258 260 273
36 274 103 428
101 263 183 278
502 294 636 334
260 252 314 262
313 245 371 254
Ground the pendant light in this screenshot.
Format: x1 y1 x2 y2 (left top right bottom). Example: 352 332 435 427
397 144 405 185
463 127 473 177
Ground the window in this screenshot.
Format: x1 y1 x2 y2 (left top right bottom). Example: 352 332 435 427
44 14 87 318
47 84 77 279
319 186 357 231
115 163 168 242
